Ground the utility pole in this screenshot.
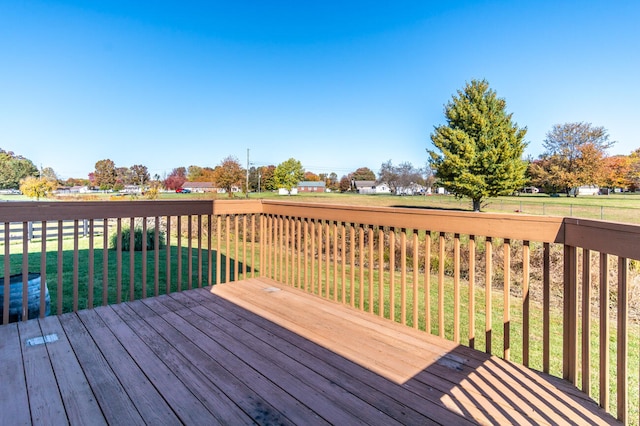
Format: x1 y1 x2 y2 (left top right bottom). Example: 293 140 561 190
246 148 250 199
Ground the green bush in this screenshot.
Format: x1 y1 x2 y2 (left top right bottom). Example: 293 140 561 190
110 227 166 251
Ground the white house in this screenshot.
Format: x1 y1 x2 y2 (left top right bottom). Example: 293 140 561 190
569 185 599 196
354 180 391 194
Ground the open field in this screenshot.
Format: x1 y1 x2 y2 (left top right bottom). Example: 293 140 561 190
2 190 639 223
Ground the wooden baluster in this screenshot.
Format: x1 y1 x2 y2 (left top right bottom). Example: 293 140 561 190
543 242 551 373
116 218 122 303
598 253 609 409
251 214 256 279
188 215 193 290
317 220 323 296
378 227 385 317
311 220 316 294
563 245 578 384
225 215 231 283
617 257 628 423
503 239 511 360
468 235 476 348
177 216 182 292
522 240 530 366
389 227 395 321
325 221 331 299
360 225 365 310
369 226 375 314
581 248 591 394
296 218 302 288
103 219 109 305
142 217 147 295
74 219 80 311
333 222 339 301
197 215 203 287
216 215 221 284
439 232 445 338
3 223 9 324
154 217 160 296
304 219 309 292
166 216 172 293
41 222 49 314
485 236 492 354
350 223 356 307
425 231 431 333
234 215 239 283
412 229 419 329
400 228 407 325
128 217 135 300
454 233 461 343
242 215 247 280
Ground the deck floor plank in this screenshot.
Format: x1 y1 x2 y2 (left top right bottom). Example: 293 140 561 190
86 306 220 425
0 323 31 426
112 300 274 425
37 315 106 426
76 307 184 425
59 312 147 426
1 277 620 425
17 318 68 425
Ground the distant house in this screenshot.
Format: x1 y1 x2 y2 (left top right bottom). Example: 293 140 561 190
278 188 298 195
121 185 142 194
354 180 391 194
182 182 215 193
297 181 326 192
569 185 599 196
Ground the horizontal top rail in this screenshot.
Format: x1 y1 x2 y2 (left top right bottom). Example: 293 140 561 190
1 199 638 260
0 200 263 222
261 200 566 243
563 218 640 260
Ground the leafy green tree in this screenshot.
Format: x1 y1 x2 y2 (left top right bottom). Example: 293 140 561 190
187 165 204 181
428 79 528 211
274 158 304 194
0 149 38 189
540 122 614 195
351 167 376 181
19 176 57 200
93 159 117 190
211 156 245 197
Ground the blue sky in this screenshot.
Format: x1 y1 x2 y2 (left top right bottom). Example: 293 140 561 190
1 1 638 180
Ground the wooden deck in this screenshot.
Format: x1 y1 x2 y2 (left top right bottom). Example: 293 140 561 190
0 277 618 425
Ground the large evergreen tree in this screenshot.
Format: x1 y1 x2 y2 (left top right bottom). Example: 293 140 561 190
428 79 528 211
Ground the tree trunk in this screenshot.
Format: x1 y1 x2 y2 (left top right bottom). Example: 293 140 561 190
472 199 481 212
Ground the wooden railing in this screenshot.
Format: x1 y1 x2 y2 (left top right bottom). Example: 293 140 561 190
1 199 639 423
